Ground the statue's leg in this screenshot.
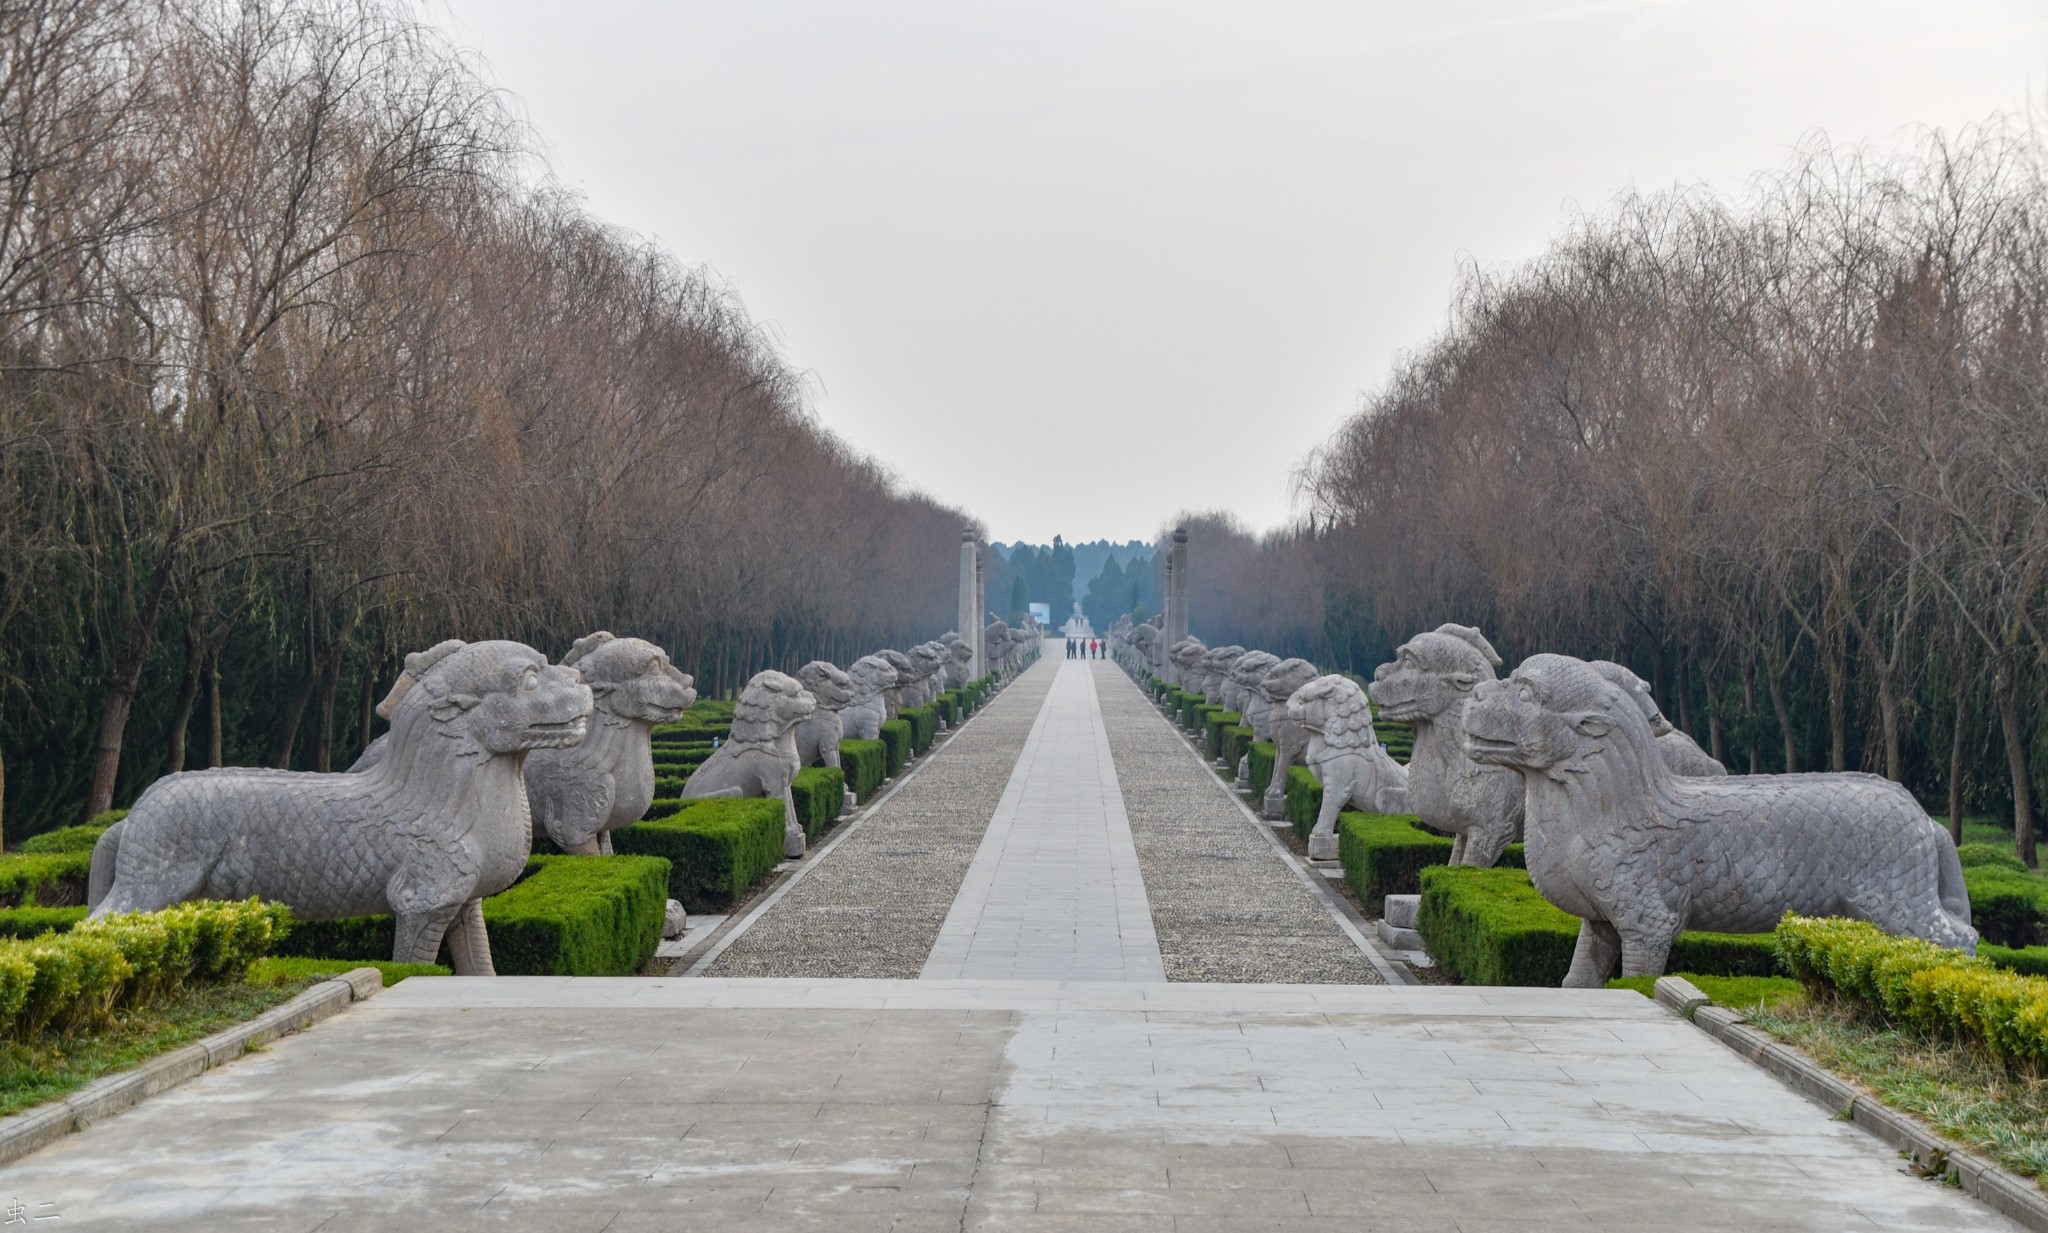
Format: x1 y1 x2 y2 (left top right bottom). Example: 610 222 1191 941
1447 833 1468 865
1307 778 1346 860
1262 752 1290 820
393 903 463 967
442 899 496 976
1617 920 1679 980
1562 919 1621 988
683 786 746 800
782 788 806 858
1459 819 1515 868
597 831 615 856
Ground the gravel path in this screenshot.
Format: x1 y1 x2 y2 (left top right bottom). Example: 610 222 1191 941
704 657 1058 978
1092 662 1384 984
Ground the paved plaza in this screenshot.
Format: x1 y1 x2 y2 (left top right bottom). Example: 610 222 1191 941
0 648 2023 1230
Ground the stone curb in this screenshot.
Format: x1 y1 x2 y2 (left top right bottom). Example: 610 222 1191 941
1661 975 2048 1232
0 967 383 1170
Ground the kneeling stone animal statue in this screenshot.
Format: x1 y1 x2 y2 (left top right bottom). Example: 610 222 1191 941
527 633 697 856
1463 653 1976 986
89 640 591 974
681 669 817 859
1367 624 1522 868
1289 675 1410 860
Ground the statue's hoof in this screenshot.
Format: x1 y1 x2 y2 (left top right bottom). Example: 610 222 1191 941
784 832 807 859
843 789 858 812
663 899 688 939
1307 836 1338 861
1262 798 1284 821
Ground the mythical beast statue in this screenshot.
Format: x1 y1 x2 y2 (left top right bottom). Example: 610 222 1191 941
1367 624 1523 868
906 643 948 707
680 669 817 858
89 640 591 974
1167 637 1208 694
1588 661 1726 777
1258 658 1321 820
527 633 697 856
1232 652 1282 740
793 660 855 769
1463 653 1976 985
1289 675 1411 859
1203 645 1247 707
841 654 897 740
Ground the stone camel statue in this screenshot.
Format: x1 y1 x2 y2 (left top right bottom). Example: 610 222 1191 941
1258 658 1321 820
1367 624 1523 868
89 640 592 974
680 669 817 858
527 632 697 856
1289 674 1411 859
1463 653 1976 985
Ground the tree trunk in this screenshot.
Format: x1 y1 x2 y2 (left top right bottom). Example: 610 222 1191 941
268 654 318 769
1741 652 1759 775
357 646 382 761
1674 646 1695 737
0 742 7 851
1995 661 2036 868
204 644 223 768
1824 634 1848 773
85 556 176 818
1764 656 1797 773
1875 670 1902 783
1948 677 1968 845
310 615 360 772
162 621 205 777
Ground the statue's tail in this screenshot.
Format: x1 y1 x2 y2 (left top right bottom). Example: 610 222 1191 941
86 819 125 911
1938 836 1973 926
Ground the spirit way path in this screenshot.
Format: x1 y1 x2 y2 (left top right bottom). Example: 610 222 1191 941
0 646 2018 1230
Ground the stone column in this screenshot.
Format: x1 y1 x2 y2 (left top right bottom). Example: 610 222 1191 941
1167 525 1189 646
959 529 978 676
973 553 986 676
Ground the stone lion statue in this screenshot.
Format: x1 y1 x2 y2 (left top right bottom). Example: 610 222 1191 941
841 654 896 740
1463 653 1976 985
1367 623 1523 868
527 632 697 856
1588 661 1726 777
877 648 914 720
681 669 817 858
983 618 1010 673
907 643 948 706
793 660 855 769
89 640 591 974
1289 675 1411 859
1203 645 1246 707
1232 651 1282 740
1258 658 1321 820
942 636 974 690
1167 636 1208 693
1127 623 1160 678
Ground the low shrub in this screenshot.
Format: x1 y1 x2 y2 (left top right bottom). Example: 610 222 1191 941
18 821 114 854
1963 866 2048 947
1337 811 1526 916
1284 766 1322 841
247 956 448 986
653 774 687 799
1959 844 2031 872
840 739 887 801
1204 711 1241 762
935 690 962 726
1417 866 1778 986
1775 914 2048 1073
791 766 846 839
900 706 937 754
0 907 89 940
1247 742 1276 799
0 850 93 908
880 719 912 777
613 799 785 910
1983 944 2048 977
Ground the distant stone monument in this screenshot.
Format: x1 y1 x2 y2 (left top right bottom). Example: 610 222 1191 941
1367 624 1523 868
88 640 592 974
1463 653 1977 984
1289 675 1410 859
681 669 817 858
527 633 698 856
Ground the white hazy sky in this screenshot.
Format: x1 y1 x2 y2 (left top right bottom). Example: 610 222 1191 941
426 1 2045 545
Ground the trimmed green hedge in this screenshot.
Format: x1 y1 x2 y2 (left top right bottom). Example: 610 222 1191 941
1204 711 1241 762
900 706 937 754
1983 944 2048 977
1964 865 2048 947
1284 766 1323 841
839 739 887 801
1776 915 2048 1072
248 956 447 986
0 850 92 908
935 690 962 726
880 719 912 777
0 907 89 939
18 819 116 854
1416 866 1779 986
614 799 785 911
791 766 846 839
1247 741 1276 798
1338 811 1525 916
277 855 671 974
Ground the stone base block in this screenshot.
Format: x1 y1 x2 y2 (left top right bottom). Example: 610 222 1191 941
1378 919 1423 950
1382 894 1421 930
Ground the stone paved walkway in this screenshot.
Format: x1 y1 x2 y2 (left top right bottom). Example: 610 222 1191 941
4 978 2019 1231
923 660 1162 980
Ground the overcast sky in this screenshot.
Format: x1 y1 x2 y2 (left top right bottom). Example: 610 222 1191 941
427 1 2045 545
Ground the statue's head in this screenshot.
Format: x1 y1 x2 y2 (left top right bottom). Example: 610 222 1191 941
1463 653 1647 779
1232 651 1280 690
388 639 592 757
1259 658 1319 705
732 669 817 740
850 654 899 698
1286 675 1376 748
560 632 696 725
1169 637 1208 671
1369 623 1502 723
1587 660 1676 737
911 643 947 677
877 649 914 683
796 660 855 709
948 641 974 666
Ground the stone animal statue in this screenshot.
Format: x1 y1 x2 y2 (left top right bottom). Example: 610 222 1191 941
984 619 1009 673
842 654 897 739
1367 623 1523 868
877 648 914 720
1128 623 1160 678
1258 658 1322 820
89 640 591 975
1168 637 1208 692
793 660 855 768
907 643 948 706
1462 653 1976 985
1589 661 1726 777
1288 675 1411 859
1232 652 1282 740
1204 645 1246 707
527 633 697 856
681 669 817 858
943 636 975 689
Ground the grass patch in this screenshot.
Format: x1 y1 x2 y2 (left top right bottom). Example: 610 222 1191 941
0 977 311 1117
1606 973 1806 1012
246 957 449 987
1751 995 2048 1185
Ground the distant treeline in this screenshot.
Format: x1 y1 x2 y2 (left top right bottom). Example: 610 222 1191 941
1171 125 2048 861
0 0 970 839
989 539 1157 630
